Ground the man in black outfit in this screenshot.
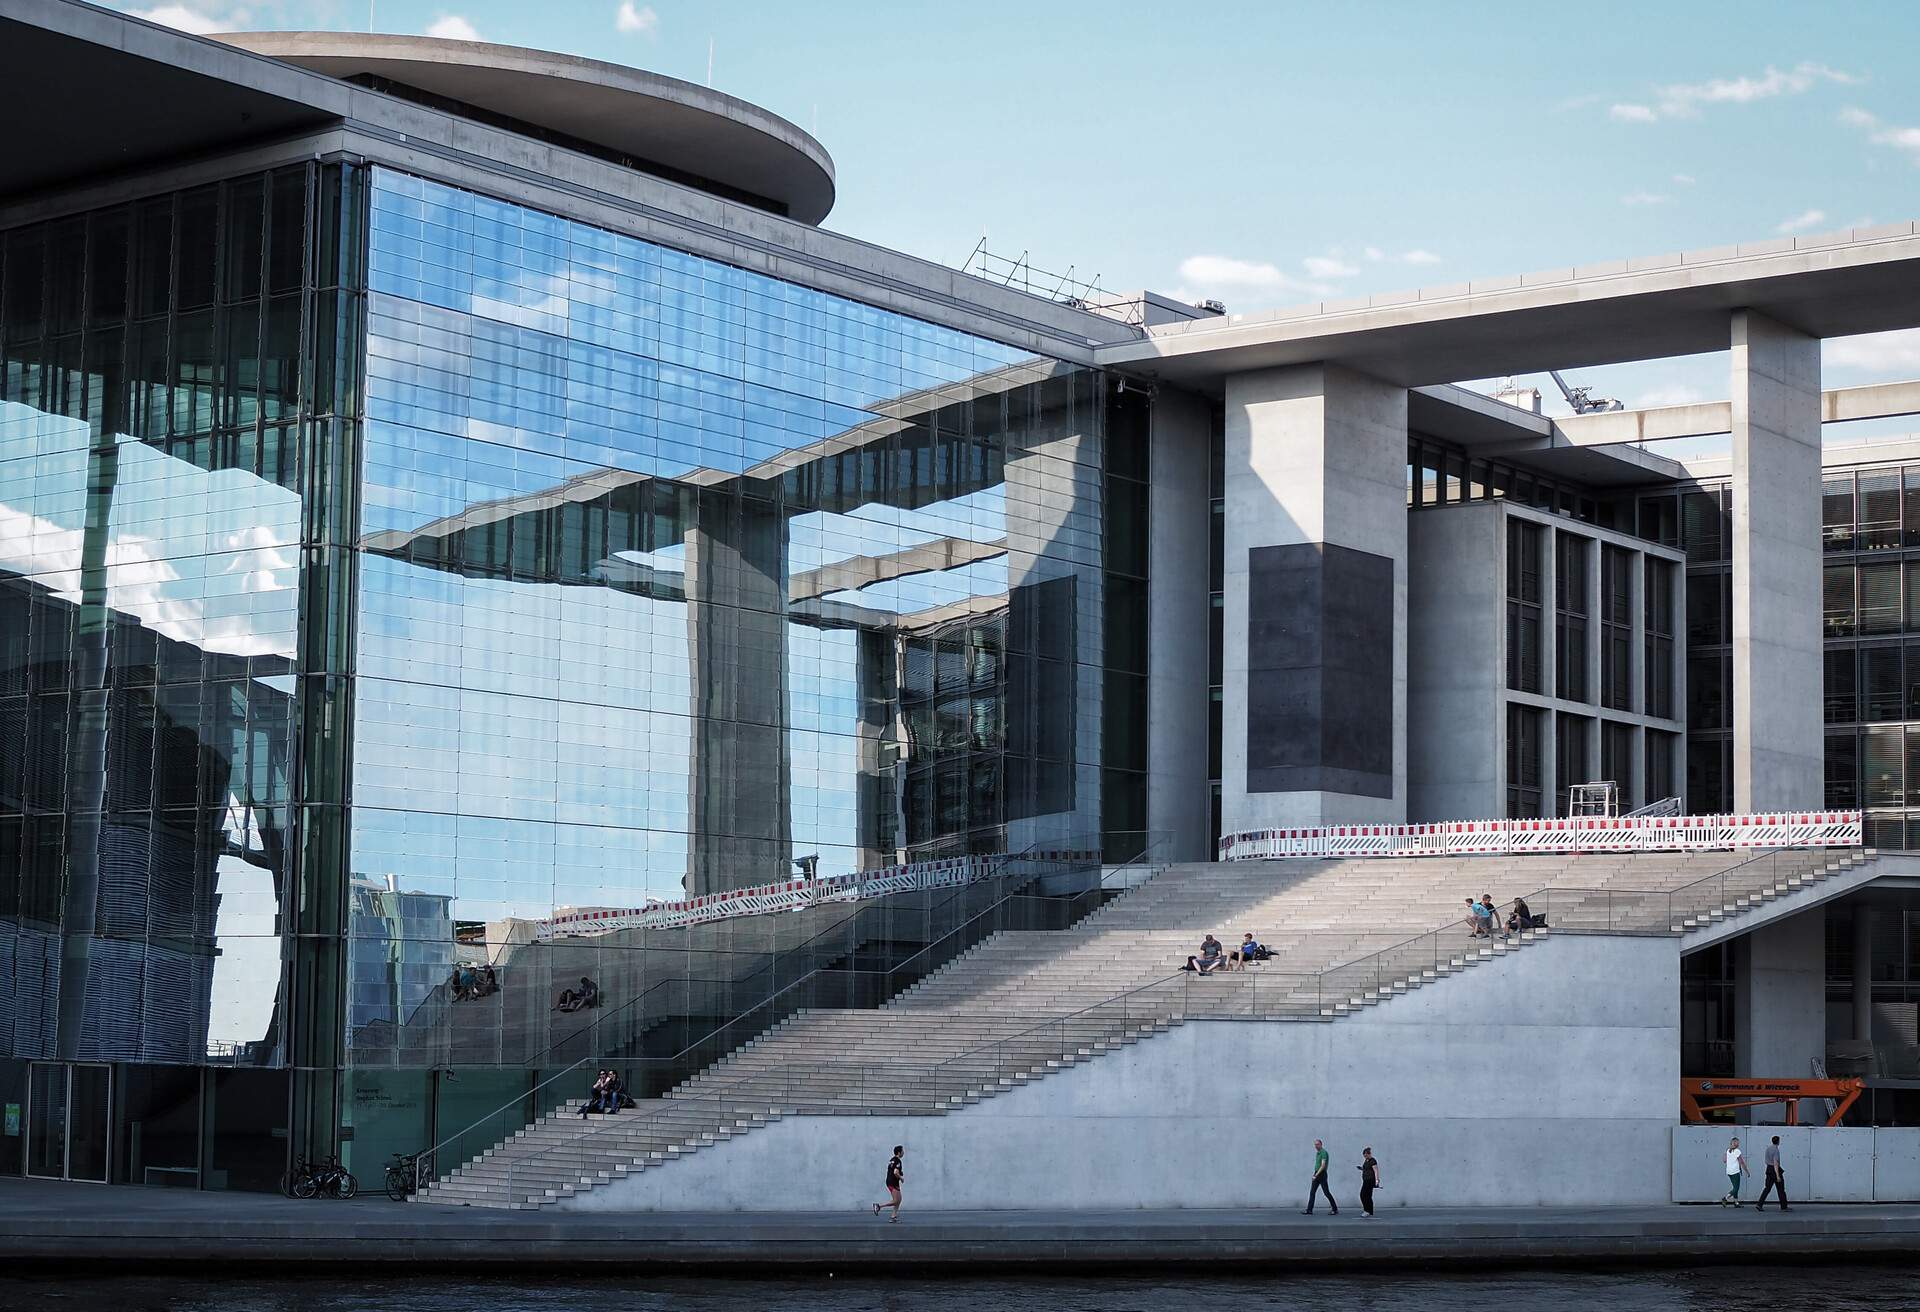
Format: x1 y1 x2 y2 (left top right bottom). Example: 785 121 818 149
1757 1135 1791 1212
1357 1147 1380 1217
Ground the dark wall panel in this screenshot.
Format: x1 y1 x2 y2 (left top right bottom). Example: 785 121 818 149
1246 542 1394 797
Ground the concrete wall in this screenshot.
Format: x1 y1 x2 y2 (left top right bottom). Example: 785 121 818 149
1729 309 1824 811
1221 364 1408 831
1673 1125 1920 1202
1147 387 1216 863
1735 908 1826 1090
559 933 1680 1212
1408 502 1503 821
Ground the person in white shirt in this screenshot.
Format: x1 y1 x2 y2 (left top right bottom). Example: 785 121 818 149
1721 1136 1751 1207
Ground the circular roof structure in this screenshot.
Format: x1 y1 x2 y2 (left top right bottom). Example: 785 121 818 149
217 32 836 224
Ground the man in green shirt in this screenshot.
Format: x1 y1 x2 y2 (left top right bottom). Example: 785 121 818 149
1304 1138 1339 1215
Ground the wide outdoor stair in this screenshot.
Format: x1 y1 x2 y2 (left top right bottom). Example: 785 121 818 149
419 844 1871 1209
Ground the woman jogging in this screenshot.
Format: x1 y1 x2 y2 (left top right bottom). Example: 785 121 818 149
872 1145 905 1222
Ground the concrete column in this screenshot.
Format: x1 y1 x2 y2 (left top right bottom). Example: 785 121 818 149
1853 903 1874 1042
685 490 791 896
1146 386 1214 862
1736 910 1826 1095
1627 550 1646 811
1222 364 1407 831
1730 309 1823 811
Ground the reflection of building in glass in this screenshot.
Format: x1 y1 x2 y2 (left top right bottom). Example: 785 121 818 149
347 875 456 1047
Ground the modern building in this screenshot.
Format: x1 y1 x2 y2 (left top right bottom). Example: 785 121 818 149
6 0 1920 1196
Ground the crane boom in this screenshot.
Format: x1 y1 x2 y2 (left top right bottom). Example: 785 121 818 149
1548 369 1624 414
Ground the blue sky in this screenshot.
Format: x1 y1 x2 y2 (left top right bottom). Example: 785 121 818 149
119 0 1920 427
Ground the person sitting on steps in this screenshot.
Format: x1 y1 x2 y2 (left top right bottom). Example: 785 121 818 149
1228 931 1265 970
1185 934 1226 975
557 975 600 1013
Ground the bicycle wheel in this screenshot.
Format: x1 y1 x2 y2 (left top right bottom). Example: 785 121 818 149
385 1167 409 1202
292 1171 319 1200
331 1169 359 1200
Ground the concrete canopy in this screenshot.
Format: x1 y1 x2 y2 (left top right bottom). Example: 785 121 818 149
1103 227 1920 388
216 32 836 224
0 3 345 201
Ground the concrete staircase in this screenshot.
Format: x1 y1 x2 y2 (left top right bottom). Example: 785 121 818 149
417 845 1871 1209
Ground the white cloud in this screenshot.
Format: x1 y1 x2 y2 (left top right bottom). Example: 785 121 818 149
1654 62 1858 117
1776 208 1827 234
1840 107 1920 163
1175 255 1338 302
1362 246 1385 263
1673 173 1697 185
1826 328 1920 374
1621 191 1668 206
425 13 480 40
1613 63 1858 123
615 2 658 34
1401 249 1442 266
128 3 248 32
1303 255 1358 280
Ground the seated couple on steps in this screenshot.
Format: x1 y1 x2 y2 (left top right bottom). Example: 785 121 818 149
1184 932 1268 975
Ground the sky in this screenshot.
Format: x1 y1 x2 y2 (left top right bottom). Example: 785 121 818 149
112 0 1920 438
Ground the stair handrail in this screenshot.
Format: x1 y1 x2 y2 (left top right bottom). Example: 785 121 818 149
413 833 1132 1191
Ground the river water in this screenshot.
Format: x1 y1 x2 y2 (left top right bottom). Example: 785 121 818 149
4 1267 1917 1312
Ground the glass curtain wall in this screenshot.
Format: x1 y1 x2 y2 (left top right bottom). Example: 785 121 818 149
342 170 1120 1154
0 163 363 1186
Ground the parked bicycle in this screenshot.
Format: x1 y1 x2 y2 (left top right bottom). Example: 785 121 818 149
282 1155 359 1200
385 1151 427 1202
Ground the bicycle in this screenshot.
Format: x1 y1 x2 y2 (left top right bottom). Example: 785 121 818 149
282 1155 359 1200
385 1151 427 1202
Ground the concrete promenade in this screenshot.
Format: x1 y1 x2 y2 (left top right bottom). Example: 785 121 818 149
4 1179 1919 1271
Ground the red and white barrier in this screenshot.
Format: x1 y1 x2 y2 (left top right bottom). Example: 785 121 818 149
1217 811 1863 862
537 849 1099 940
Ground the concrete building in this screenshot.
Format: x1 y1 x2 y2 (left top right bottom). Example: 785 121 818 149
6 1 1920 1199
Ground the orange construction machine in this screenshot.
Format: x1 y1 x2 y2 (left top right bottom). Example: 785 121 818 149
1680 1077 1863 1127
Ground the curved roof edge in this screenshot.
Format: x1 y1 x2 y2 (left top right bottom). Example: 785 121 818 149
217 31 836 224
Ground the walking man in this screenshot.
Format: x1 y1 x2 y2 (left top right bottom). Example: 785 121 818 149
1757 1135 1791 1212
1357 1147 1381 1217
1721 1136 1750 1207
872 1144 905 1222
1302 1138 1338 1215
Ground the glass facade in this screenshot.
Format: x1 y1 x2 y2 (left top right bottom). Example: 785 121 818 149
0 162 363 1185
1 162 1139 1186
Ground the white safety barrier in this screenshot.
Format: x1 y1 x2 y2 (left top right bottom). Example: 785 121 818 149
1217 811 1863 862
537 850 1098 940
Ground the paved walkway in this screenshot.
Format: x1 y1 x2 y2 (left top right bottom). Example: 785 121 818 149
3 1178 1917 1270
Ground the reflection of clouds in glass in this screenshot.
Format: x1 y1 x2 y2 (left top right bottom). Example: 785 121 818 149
204 853 281 1048
0 411 300 661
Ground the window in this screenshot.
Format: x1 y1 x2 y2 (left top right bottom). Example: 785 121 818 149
1823 475 1855 551
1862 646 1903 723
1859 469 1901 551
1681 490 1725 564
1506 519 1543 694
1864 726 1904 807
1687 569 1726 645
1601 720 1636 809
1507 704 1542 818
1825 564 1856 638
1555 534 1589 701
1860 560 1901 635
1556 713 1592 814
1601 546 1633 710
1825 733 1859 808
1644 558 1675 719
1645 730 1677 805
1825 647 1858 724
